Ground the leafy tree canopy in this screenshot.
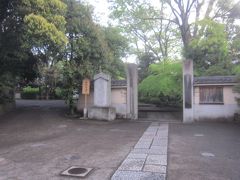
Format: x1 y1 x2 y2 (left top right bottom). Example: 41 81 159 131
187 19 232 75
139 60 182 106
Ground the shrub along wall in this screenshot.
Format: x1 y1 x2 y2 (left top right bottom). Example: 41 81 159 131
20 86 39 99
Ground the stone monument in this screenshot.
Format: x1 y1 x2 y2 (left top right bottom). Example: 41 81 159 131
126 64 138 120
183 60 194 123
88 73 116 121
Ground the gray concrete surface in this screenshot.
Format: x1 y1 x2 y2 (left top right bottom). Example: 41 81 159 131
168 122 240 180
0 100 150 180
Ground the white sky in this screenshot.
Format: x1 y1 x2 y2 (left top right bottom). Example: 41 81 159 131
86 0 110 25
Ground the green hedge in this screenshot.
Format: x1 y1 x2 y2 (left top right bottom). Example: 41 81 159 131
21 86 39 99
138 61 182 107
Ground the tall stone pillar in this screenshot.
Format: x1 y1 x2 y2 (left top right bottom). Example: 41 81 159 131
183 60 194 123
126 63 138 120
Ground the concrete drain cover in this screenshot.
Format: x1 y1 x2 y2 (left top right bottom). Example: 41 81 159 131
58 124 67 128
201 152 215 157
61 166 93 178
194 134 204 137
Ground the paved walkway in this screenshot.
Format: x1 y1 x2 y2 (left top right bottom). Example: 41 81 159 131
111 122 168 180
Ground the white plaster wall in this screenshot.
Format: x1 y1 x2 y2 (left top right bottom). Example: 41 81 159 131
111 88 127 116
193 85 239 121
224 86 239 104
111 89 127 104
194 104 238 121
77 87 127 117
194 87 200 104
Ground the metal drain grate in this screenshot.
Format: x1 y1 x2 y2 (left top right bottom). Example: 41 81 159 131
61 166 93 178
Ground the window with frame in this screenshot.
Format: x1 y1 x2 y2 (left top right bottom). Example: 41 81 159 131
199 86 223 104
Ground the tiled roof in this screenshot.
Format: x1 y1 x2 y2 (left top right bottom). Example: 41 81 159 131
194 76 237 85
111 80 127 87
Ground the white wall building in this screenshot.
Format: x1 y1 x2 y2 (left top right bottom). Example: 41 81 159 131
193 76 239 121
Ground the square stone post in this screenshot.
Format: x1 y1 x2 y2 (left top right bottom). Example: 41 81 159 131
126 63 138 120
183 60 194 123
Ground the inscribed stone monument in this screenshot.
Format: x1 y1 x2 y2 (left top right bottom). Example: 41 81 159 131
183 60 194 123
88 73 116 121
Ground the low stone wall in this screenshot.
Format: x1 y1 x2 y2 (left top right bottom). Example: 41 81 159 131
88 106 116 121
194 104 239 121
0 102 15 116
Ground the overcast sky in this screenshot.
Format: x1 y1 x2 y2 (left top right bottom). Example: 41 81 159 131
86 0 110 25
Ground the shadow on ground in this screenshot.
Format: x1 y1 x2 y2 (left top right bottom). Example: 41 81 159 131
168 122 240 180
0 100 150 180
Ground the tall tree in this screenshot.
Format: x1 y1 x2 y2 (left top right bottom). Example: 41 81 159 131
0 0 68 76
102 26 129 79
0 0 68 103
62 0 128 114
109 0 180 61
23 0 68 64
138 52 157 81
0 0 25 76
165 0 240 55
187 19 230 75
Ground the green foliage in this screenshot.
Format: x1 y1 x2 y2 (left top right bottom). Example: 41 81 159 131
21 86 39 99
0 0 25 76
54 87 64 99
0 74 15 104
138 52 157 81
0 0 68 96
109 0 179 61
139 60 182 106
61 61 79 114
187 19 231 75
24 14 67 49
102 26 128 79
233 64 240 74
22 0 68 55
233 74 240 104
204 65 232 76
61 1 129 114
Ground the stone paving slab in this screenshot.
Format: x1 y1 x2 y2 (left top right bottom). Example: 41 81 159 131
146 155 167 166
131 147 167 155
112 170 166 180
143 164 166 174
127 153 147 159
152 139 168 146
111 123 169 180
118 159 145 171
134 141 152 149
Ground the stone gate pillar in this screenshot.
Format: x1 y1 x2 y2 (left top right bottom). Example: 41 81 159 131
183 60 194 123
126 63 138 120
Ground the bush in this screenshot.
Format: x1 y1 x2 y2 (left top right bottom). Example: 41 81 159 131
139 61 182 107
0 73 15 104
21 86 39 99
233 75 240 105
54 87 64 99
